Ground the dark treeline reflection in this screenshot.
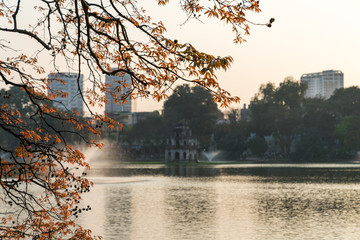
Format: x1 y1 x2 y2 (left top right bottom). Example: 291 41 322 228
81 164 360 240
87 164 360 183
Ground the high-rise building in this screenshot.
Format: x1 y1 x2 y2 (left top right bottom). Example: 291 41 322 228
300 70 344 99
105 73 132 114
47 72 84 115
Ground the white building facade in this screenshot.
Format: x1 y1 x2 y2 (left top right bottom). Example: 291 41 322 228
47 72 84 115
300 70 344 99
105 73 132 114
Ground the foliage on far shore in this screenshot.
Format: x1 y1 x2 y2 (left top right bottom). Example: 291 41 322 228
118 82 360 163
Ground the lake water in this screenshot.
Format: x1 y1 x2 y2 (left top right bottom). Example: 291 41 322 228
80 164 360 240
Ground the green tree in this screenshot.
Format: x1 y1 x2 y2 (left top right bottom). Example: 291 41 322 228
292 98 337 161
123 111 165 160
250 78 307 156
247 135 268 157
163 84 222 148
164 85 222 148
327 87 360 158
126 111 165 145
335 115 360 157
250 82 277 137
328 86 360 119
273 78 307 154
214 120 249 159
226 108 241 124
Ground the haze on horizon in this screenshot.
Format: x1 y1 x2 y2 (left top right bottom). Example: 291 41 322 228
1 0 359 113
136 0 360 112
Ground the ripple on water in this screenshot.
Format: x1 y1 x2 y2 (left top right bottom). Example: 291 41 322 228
79 165 360 240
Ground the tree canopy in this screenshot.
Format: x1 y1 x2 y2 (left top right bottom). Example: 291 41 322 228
214 118 249 159
250 77 307 155
126 111 165 145
335 116 360 154
163 84 222 148
248 80 360 161
328 86 360 118
0 0 267 239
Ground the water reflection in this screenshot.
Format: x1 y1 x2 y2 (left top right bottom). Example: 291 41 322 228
104 187 132 240
79 184 132 239
81 164 360 240
254 183 360 239
88 163 360 178
164 179 217 239
165 165 218 177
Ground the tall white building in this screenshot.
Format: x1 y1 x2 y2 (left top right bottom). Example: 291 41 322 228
300 70 344 99
47 72 84 115
105 73 132 114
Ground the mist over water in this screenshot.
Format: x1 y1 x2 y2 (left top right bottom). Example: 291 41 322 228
79 139 119 168
79 164 360 240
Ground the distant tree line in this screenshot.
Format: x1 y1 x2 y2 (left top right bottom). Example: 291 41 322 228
4 81 360 162
124 80 360 162
217 78 360 161
122 85 222 160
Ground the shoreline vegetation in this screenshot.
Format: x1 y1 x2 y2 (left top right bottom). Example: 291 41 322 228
106 84 360 164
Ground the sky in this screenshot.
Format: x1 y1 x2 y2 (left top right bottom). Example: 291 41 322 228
1 0 360 113
136 0 360 112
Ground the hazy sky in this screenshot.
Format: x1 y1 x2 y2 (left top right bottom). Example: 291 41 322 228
137 0 360 112
1 0 359 113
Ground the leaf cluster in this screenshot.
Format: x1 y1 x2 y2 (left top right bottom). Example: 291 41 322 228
0 0 267 238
